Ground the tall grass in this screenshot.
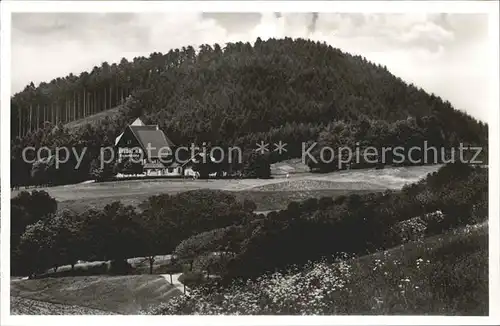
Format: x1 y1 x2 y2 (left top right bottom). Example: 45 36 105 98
148 223 488 315
341 223 488 315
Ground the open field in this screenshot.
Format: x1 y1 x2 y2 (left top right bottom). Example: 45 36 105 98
63 106 123 131
11 274 181 315
58 189 378 213
12 165 442 213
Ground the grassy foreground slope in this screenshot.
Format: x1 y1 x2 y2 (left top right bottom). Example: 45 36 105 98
151 222 488 315
11 275 181 315
344 222 488 315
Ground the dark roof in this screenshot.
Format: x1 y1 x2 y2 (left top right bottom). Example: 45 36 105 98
128 125 175 158
130 125 156 131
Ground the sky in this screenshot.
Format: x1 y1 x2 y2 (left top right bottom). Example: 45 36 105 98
10 12 491 121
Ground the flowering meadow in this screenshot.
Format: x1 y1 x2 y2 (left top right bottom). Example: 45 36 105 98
146 222 487 315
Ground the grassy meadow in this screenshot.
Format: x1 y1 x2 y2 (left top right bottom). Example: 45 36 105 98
12 164 442 213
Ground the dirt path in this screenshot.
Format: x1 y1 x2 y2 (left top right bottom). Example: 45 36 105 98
161 273 189 296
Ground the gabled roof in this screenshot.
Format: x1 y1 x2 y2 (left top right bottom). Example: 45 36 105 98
131 117 145 126
115 117 176 158
128 125 175 158
115 132 124 146
114 117 146 145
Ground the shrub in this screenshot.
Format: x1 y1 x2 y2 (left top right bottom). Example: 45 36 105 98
109 259 133 275
318 196 334 209
139 190 253 254
193 252 233 276
160 263 184 275
422 210 446 236
301 198 319 211
11 190 58 255
178 271 207 288
391 217 427 244
243 152 271 179
470 201 488 224
173 227 231 261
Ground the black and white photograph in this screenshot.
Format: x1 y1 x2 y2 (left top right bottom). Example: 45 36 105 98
1 1 499 324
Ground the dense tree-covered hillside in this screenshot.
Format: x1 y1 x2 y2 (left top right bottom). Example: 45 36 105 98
11 37 488 186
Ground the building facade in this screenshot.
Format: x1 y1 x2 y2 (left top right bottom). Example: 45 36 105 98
115 118 181 176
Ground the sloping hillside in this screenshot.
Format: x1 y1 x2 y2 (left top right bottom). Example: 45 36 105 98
12 38 487 145
11 275 181 314
343 222 488 315
63 106 123 131
149 222 488 315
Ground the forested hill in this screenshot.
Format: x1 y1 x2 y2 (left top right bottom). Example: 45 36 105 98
11 37 487 186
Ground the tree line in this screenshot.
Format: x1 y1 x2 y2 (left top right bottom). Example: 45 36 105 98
172 162 488 281
10 189 256 277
